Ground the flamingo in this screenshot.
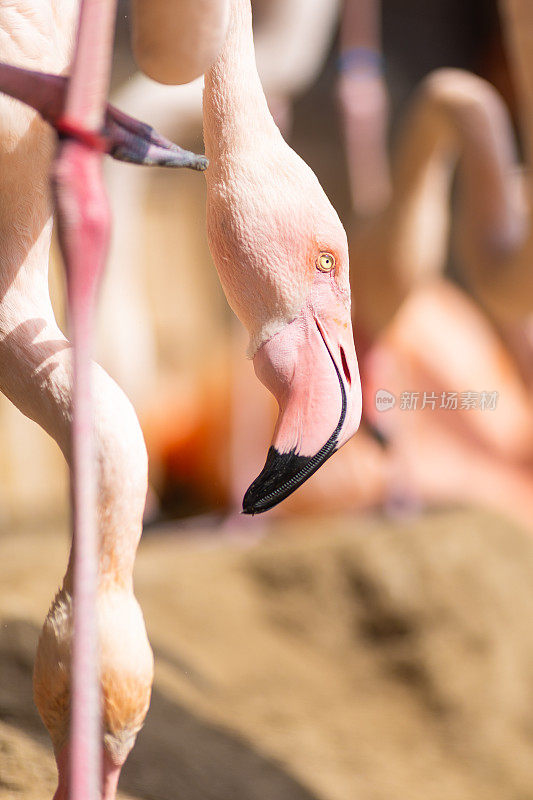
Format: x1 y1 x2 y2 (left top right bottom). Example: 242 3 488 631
142 0 368 516
203 0 361 514
341 0 533 526
98 0 350 516
344 0 531 366
455 0 533 328
0 2 222 798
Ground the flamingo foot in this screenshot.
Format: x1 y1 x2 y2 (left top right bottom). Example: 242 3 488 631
0 62 208 169
105 104 208 169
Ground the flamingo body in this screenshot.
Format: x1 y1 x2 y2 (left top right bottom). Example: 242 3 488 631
0 3 157 797
131 0 230 86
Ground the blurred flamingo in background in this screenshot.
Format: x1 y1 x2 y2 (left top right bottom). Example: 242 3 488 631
340 0 533 529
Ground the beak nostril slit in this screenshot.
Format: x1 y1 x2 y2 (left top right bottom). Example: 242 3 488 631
340 346 351 385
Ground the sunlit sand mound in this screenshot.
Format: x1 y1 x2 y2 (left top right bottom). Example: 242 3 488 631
1 509 533 799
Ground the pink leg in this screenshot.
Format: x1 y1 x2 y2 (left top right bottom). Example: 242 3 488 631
54 141 109 800
54 3 116 799
337 0 391 216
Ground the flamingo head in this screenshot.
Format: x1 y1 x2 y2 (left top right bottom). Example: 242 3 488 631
206 142 362 513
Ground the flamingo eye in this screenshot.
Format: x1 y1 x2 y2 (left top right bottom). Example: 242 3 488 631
317 252 336 273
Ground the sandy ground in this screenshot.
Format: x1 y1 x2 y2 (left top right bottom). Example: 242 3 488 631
2 509 533 799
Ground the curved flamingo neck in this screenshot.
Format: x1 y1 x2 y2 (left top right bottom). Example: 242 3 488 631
203 0 279 164
505 0 533 191
502 0 533 273
393 73 521 260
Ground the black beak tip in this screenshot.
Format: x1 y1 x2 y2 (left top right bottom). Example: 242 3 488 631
242 320 348 514
242 447 305 515
241 442 338 515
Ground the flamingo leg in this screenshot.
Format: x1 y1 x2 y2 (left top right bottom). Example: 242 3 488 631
337 0 391 216
55 143 108 800
52 3 116 799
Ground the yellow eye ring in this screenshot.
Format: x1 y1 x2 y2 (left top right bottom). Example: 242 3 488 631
317 252 336 273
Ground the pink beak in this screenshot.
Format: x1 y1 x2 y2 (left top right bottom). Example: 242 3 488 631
242 285 362 514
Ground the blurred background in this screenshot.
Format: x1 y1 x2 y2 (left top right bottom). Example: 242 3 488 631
2 0 533 798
